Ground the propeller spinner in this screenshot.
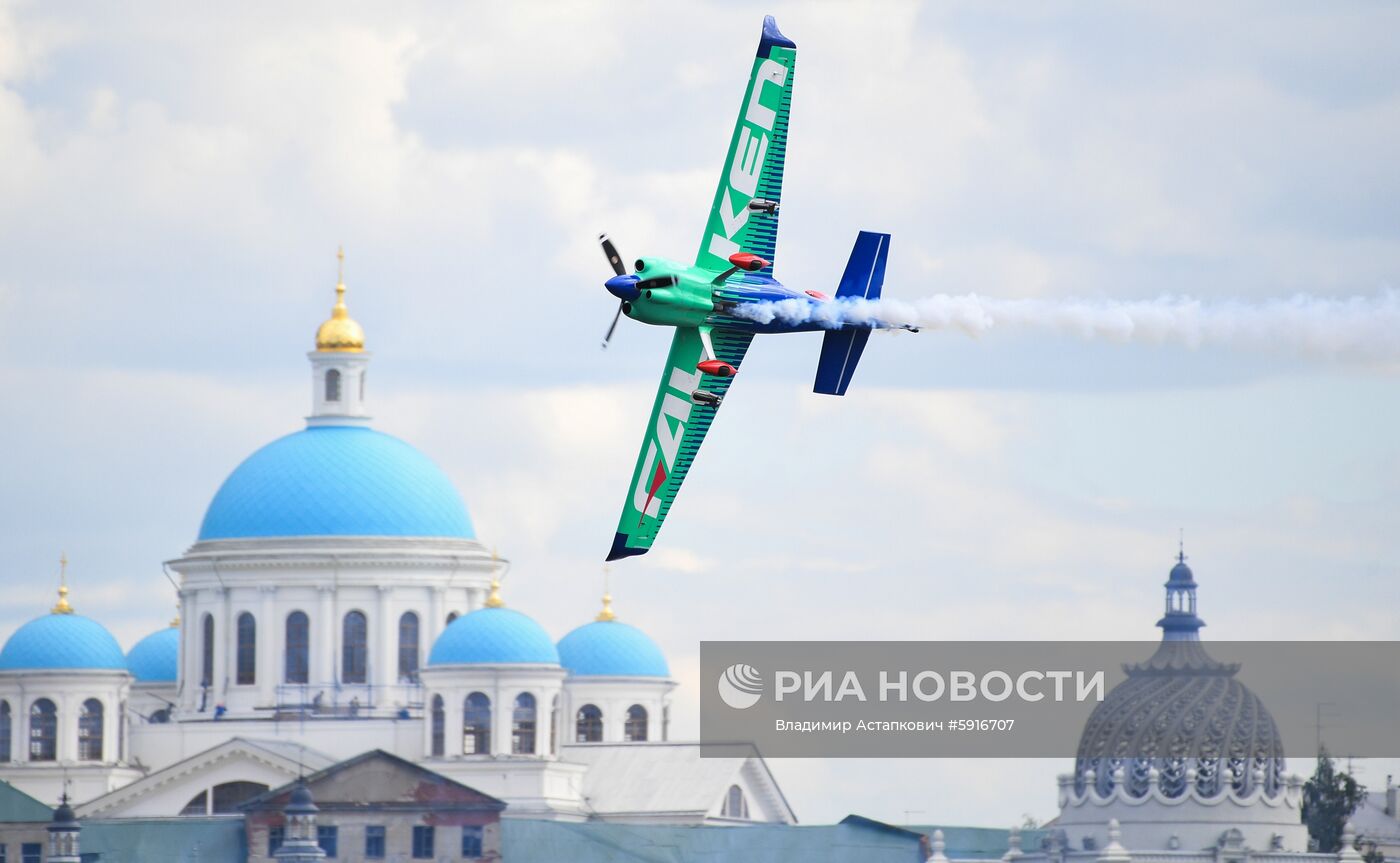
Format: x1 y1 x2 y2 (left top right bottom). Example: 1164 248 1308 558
598 234 676 348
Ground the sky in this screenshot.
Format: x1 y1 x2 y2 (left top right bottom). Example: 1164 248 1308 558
2 0 1399 827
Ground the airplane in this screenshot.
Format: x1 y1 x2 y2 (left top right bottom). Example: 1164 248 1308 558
600 15 910 562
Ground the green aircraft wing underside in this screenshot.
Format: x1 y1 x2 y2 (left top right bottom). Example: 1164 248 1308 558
695 40 796 274
608 326 754 560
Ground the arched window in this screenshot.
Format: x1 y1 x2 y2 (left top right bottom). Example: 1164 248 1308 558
512 693 537 754
325 368 341 402
430 695 445 757
398 612 420 682
285 611 309 684
180 790 208 816
464 692 490 754
625 704 648 742
0 700 11 762
200 614 215 687
342 611 367 684
722 784 749 819
236 612 256 685
29 699 57 761
575 704 603 743
212 781 268 814
78 699 104 761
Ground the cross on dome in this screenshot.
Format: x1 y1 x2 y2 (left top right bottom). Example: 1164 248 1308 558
597 565 616 621
52 552 73 615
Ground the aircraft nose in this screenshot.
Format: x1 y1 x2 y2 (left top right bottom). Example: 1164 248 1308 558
605 274 641 301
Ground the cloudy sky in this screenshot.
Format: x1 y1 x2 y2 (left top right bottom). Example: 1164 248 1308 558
2 0 1399 826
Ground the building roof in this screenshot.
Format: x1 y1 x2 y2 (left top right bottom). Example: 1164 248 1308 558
81 817 247 863
0 780 53 822
198 425 474 540
562 742 795 823
558 619 670 677
428 606 559 666
501 819 926 862
126 625 179 682
1350 791 1400 843
78 737 337 819
242 749 506 813
0 611 127 671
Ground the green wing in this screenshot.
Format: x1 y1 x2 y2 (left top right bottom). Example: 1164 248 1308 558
695 17 797 274
607 326 754 561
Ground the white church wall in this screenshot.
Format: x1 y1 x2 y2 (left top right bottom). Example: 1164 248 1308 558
129 716 424 774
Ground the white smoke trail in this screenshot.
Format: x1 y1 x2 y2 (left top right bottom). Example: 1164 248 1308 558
731 291 1400 361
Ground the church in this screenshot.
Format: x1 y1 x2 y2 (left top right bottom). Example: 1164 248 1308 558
0 259 794 829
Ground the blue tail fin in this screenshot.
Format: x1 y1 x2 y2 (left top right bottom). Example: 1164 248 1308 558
834 230 889 300
813 231 889 396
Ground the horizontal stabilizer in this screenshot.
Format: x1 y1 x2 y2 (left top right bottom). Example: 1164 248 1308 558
813 328 870 396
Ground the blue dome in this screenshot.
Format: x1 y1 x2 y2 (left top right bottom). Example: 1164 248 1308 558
126 626 179 682
558 620 669 677
1168 559 1196 585
199 426 474 540
0 613 127 672
428 607 559 666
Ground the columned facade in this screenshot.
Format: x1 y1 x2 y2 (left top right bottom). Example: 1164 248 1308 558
418 665 566 759
0 668 142 803
559 678 675 744
168 539 496 720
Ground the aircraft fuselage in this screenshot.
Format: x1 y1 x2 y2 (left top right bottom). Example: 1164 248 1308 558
611 256 865 335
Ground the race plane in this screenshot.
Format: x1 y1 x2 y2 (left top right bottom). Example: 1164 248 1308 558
600 15 908 562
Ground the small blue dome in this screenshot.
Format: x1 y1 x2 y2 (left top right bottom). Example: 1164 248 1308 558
0 613 128 672
126 626 179 682
558 620 669 677
428 608 559 666
1167 554 1196 586
199 426 474 541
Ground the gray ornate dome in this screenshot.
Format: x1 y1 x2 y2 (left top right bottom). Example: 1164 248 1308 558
1073 553 1285 800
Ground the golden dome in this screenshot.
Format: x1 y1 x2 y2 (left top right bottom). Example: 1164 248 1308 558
315 247 365 352
595 592 616 622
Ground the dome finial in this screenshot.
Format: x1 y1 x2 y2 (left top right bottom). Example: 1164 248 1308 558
596 565 616 621
484 578 505 608
315 245 365 352
485 548 506 608
52 552 73 615
1160 535 1203 639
